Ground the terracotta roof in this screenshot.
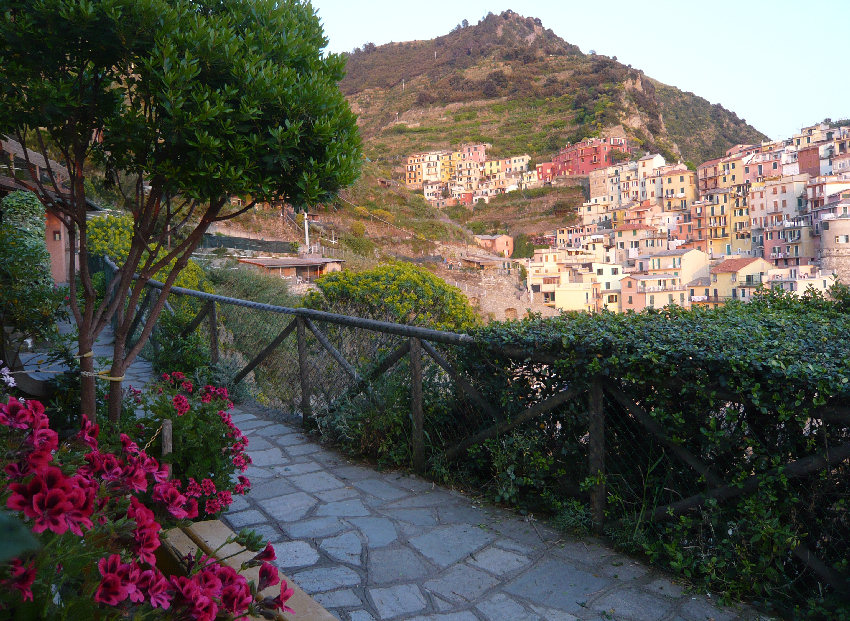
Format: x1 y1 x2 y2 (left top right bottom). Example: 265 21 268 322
616 224 654 231
628 273 678 280
238 257 344 268
710 257 759 274
1 137 69 178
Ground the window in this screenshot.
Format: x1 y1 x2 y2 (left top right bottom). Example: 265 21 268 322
649 295 655 306
628 295 632 304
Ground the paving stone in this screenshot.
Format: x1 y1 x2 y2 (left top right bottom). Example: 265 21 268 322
242 435 274 451
226 494 251 512
272 431 309 445
242 523 282 544
485 519 554 549
237 418 275 430
248 478 297 500
391 476 434 493
272 540 321 569
433 595 454 611
349 611 376 621
316 499 371 517
315 588 362 608
248 447 287 468
529 604 580 621
284 517 347 539
368 584 427 619
490 538 533 555
289 471 345 493
353 479 410 501
348 517 398 548
504 558 609 613
382 508 437 527
644 578 685 599
257 491 317 522
286 442 321 456
230 411 257 423
476 593 539 621
225 509 267 528
467 545 531 576
596 558 649 581
406 613 479 621
385 492 456 509
590 588 673 621
677 598 740 621
423 564 499 604
243 465 275 481
321 532 363 566
367 548 429 584
333 465 377 482
409 524 495 568
550 540 615 564
317 487 361 503
275 461 323 476
436 504 488 525
261 423 296 436
292 566 361 593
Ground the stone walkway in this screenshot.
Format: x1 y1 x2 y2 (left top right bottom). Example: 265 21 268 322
22 325 763 620
221 406 764 621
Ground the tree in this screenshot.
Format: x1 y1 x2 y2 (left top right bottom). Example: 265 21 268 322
0 0 361 421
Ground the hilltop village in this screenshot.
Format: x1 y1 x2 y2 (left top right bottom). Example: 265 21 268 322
405 122 850 313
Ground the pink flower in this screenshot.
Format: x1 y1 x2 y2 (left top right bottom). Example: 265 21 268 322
253 542 276 562
173 394 190 416
204 497 222 515
186 478 203 498
94 554 138 606
181 381 194 393
2 558 36 602
258 562 280 591
138 568 172 610
171 371 186 381
263 578 295 614
7 466 82 534
201 478 216 495
76 415 100 450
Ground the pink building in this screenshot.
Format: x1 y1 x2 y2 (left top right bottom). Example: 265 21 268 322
552 137 630 176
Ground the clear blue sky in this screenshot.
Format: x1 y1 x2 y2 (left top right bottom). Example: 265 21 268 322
310 0 849 142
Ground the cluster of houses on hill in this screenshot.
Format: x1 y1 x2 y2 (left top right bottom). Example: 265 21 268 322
404 137 632 207
521 122 850 313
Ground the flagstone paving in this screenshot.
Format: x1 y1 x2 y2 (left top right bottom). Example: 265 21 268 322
223 406 767 621
26 325 765 620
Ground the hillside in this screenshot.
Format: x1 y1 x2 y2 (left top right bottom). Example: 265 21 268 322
341 10 766 165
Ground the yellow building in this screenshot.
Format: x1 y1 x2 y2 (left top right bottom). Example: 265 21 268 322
709 257 773 303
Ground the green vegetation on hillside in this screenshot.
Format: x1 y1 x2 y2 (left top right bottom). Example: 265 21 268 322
343 11 767 165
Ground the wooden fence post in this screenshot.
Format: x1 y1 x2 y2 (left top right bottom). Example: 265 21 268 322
162 418 173 477
208 302 219 365
297 317 312 427
588 376 605 532
410 337 425 474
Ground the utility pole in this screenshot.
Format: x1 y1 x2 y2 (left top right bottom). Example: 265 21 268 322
304 213 310 252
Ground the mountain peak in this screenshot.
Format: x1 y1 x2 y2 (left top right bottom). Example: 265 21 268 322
341 13 766 165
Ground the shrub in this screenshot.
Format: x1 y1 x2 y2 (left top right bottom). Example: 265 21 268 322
304 263 478 331
125 372 251 516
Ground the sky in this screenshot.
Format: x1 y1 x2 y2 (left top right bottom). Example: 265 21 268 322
309 0 849 142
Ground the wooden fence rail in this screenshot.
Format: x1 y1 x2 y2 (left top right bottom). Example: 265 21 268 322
96 256 849 599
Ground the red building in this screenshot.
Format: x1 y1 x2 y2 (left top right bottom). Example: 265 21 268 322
551 137 630 176
797 145 821 178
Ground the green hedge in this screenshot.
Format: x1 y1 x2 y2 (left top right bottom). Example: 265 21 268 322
313 285 850 617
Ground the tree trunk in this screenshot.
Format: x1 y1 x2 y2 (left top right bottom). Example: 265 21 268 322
78 330 97 420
